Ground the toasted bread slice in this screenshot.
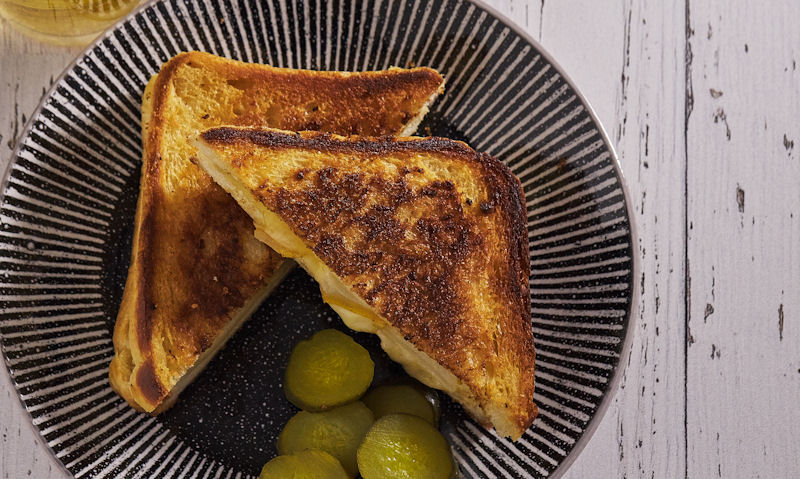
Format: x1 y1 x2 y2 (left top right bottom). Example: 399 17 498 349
109 52 445 413
194 127 536 439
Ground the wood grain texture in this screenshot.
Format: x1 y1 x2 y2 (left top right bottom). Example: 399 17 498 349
686 1 800 477
548 1 688 477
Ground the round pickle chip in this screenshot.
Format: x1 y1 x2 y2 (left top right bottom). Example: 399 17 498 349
284 329 374 411
363 383 440 426
357 414 453 479
259 450 348 479
277 401 375 477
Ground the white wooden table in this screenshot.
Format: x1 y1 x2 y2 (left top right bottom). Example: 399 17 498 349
2 1 799 477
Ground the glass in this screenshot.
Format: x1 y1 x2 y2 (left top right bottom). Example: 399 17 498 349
0 0 140 46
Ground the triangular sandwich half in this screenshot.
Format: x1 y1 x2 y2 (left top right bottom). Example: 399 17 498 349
109 52 445 413
194 127 536 440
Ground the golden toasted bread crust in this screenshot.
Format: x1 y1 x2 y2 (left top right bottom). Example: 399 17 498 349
156 51 444 135
199 128 536 435
109 52 445 412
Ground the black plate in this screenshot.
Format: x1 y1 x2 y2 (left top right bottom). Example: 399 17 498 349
0 0 636 477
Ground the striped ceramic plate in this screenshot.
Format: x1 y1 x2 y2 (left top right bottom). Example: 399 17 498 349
0 0 635 477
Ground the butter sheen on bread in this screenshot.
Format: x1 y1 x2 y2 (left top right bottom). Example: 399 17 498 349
109 52 444 413
194 127 537 439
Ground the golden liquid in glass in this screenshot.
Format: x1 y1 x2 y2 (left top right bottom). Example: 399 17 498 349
0 0 140 46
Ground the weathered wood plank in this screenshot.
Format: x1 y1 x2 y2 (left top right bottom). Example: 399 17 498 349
546 1 688 477
686 1 800 477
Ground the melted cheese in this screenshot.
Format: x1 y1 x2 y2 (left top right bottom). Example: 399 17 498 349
195 140 490 426
255 225 483 421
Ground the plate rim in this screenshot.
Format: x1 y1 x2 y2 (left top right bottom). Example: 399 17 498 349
463 2 640 476
0 1 163 478
0 0 639 477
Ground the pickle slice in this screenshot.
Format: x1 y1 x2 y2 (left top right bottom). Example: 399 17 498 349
357 414 453 479
284 329 374 411
363 383 440 426
277 401 374 477
259 450 348 478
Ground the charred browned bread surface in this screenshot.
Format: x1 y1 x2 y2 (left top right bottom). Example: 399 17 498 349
109 52 444 413
195 128 536 439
